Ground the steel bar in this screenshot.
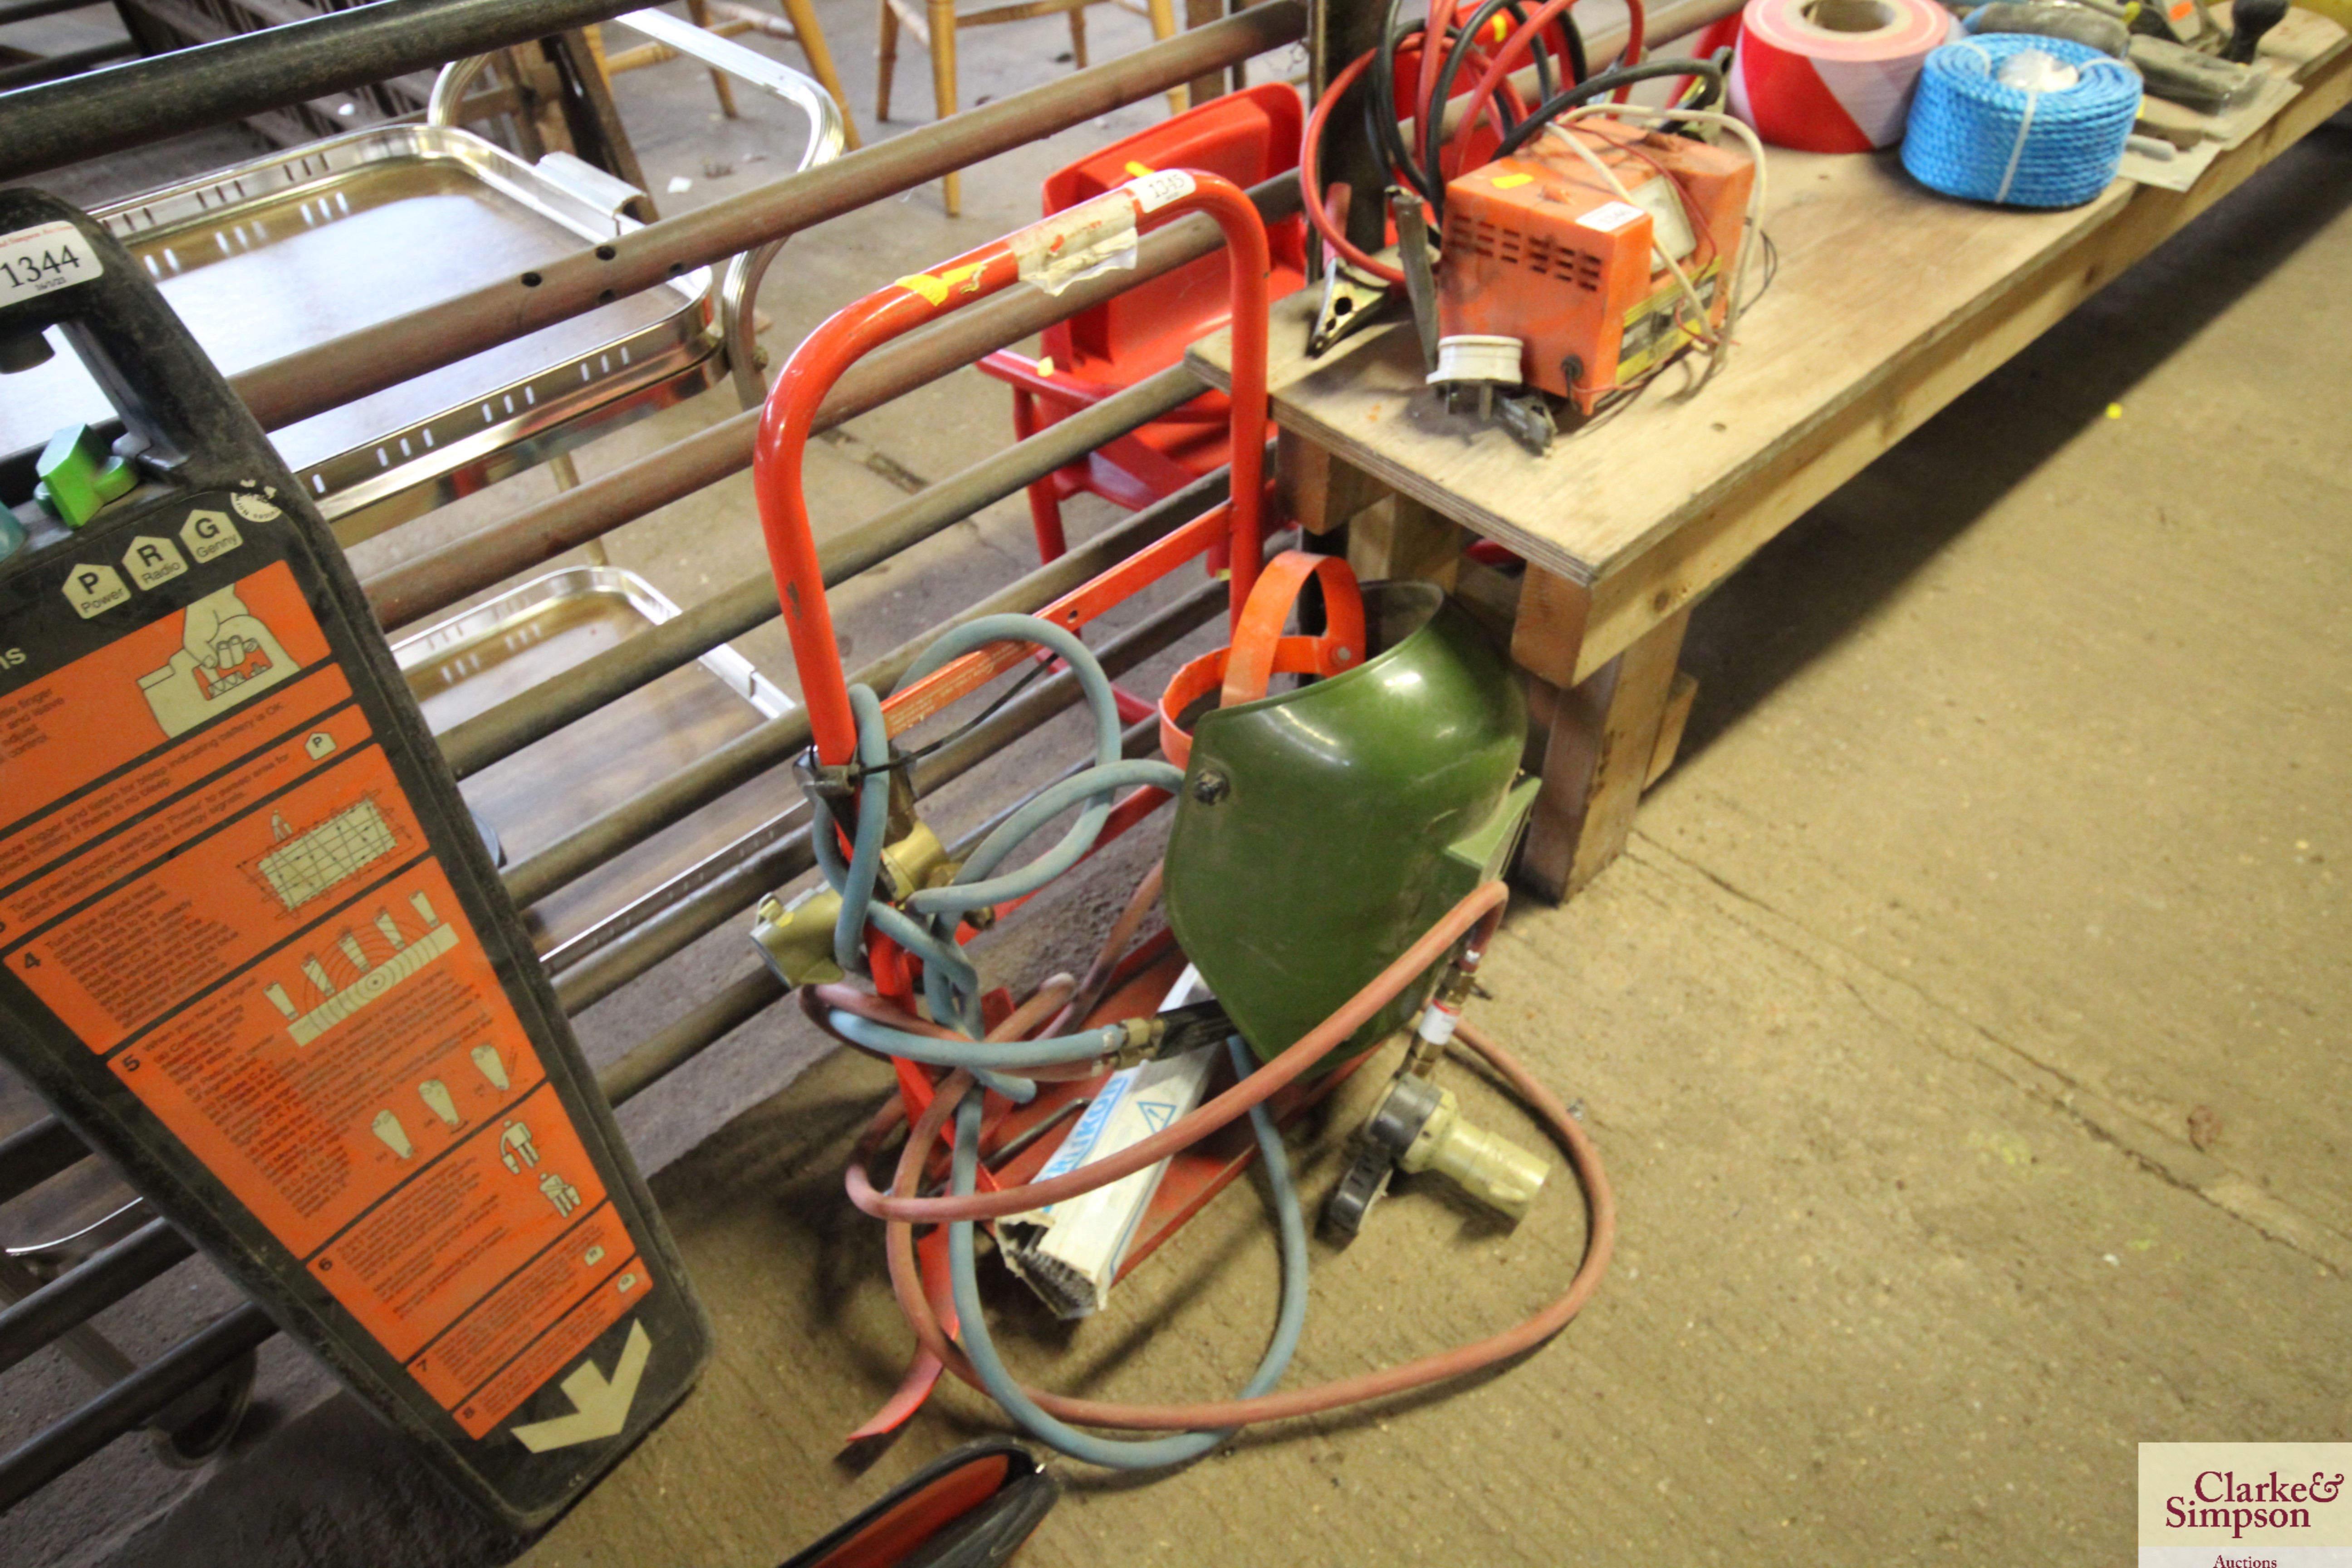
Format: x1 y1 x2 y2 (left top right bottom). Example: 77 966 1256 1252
0 1252 136 1389
549 574 1225 1014
0 1220 192 1380
0 0 645 183
0 40 138 91
0 0 110 23
499 457 1242 910
206 4 1301 433
439 364 1207 777
0 609 1211 1496
582 698 1168 1089
596 967 787 1107
362 172 1301 631
0 1304 273 1513
0 1117 88 1208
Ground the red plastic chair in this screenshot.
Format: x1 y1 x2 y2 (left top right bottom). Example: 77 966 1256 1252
980 83 1309 564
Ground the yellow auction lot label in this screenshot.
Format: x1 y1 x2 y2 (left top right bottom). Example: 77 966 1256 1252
2141 1445 2352 1567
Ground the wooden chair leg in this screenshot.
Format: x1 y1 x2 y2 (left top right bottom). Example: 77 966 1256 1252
876 0 898 120
774 0 861 146
1147 0 1185 113
1066 5 1088 69
927 0 960 215
1182 0 1225 108
683 0 741 117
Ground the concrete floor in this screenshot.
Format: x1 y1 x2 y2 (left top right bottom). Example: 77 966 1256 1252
2 3 2347 1562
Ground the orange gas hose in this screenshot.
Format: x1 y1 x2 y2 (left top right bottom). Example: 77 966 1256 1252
869 1011 1612 1431
844 881 1508 1223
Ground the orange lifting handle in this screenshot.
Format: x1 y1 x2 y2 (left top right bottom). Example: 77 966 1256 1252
1158 549 1367 769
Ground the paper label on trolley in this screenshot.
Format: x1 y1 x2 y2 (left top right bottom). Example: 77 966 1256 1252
0 220 103 307
1011 191 1139 297
1126 169 1196 214
1577 201 1647 234
998 966 1216 1318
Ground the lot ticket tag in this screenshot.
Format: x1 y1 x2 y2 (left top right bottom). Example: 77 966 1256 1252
0 220 102 306
2141 1444 2352 1567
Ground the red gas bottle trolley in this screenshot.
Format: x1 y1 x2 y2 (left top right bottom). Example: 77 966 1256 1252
752 169 1272 779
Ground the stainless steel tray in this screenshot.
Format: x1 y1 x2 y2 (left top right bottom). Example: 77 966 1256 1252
0 126 722 545
391 565 798 960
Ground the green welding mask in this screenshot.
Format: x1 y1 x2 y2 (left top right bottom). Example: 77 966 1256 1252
1158 554 1536 1066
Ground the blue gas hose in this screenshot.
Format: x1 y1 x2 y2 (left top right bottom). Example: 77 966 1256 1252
945 1035 1310 1468
807 613 1179 1092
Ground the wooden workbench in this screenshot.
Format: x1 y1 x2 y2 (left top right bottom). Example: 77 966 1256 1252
1191 10 2352 900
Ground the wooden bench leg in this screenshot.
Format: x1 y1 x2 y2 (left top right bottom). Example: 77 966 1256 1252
1346 493 1462 590
1517 605 1691 903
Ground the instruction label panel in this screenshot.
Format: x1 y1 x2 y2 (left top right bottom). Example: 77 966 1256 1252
0 554 652 1443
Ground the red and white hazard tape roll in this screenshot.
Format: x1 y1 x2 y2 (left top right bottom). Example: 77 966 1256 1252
1727 0 1957 152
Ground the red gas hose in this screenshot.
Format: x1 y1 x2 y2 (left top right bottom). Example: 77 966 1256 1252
869 1014 1612 1431
845 881 1507 1223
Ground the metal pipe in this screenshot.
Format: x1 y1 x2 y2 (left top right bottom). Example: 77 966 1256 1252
0 0 645 184
0 1117 88 1207
0 40 138 92
224 3 1305 434
0 0 111 23
0 1304 274 1513
499 458 1241 910
439 364 1207 777
0 1220 191 1379
595 968 787 1107
0 604 1214 1498
550 575 1225 1013
361 173 1302 632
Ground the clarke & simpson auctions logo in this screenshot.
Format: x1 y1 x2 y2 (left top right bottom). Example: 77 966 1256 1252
2140 1445 2352 1568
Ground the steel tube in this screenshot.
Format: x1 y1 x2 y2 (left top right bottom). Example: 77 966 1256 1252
549 574 1225 1013
0 40 138 92
439 365 1207 777
0 1220 193 1379
222 4 1303 434
0 1304 273 1513
596 968 787 1107
360 173 1301 632
0 603 1212 1494
499 457 1241 910
0 0 643 184
0 0 111 23
580 701 1168 1087
0 1117 88 1207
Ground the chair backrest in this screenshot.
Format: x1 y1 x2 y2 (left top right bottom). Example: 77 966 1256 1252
1039 83 1309 385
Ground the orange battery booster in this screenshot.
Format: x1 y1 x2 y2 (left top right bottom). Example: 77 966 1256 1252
1436 120 1754 416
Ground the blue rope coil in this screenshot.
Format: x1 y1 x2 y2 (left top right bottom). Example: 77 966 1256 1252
1901 34 2141 209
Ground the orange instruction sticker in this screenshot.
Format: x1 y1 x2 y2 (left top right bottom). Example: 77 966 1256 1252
407 1201 631 1411
108 857 547 1256
3 557 651 1444
0 560 331 835
11 743 431 1051
452 1261 655 1440
307 1079 611 1362
0 663 353 892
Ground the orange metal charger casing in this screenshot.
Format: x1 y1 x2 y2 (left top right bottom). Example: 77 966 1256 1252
1438 121 1754 414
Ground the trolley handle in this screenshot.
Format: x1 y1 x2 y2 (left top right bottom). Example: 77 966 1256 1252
750 169 1274 768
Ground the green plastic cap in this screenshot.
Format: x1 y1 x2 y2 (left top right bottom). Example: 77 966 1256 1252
32 425 136 528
